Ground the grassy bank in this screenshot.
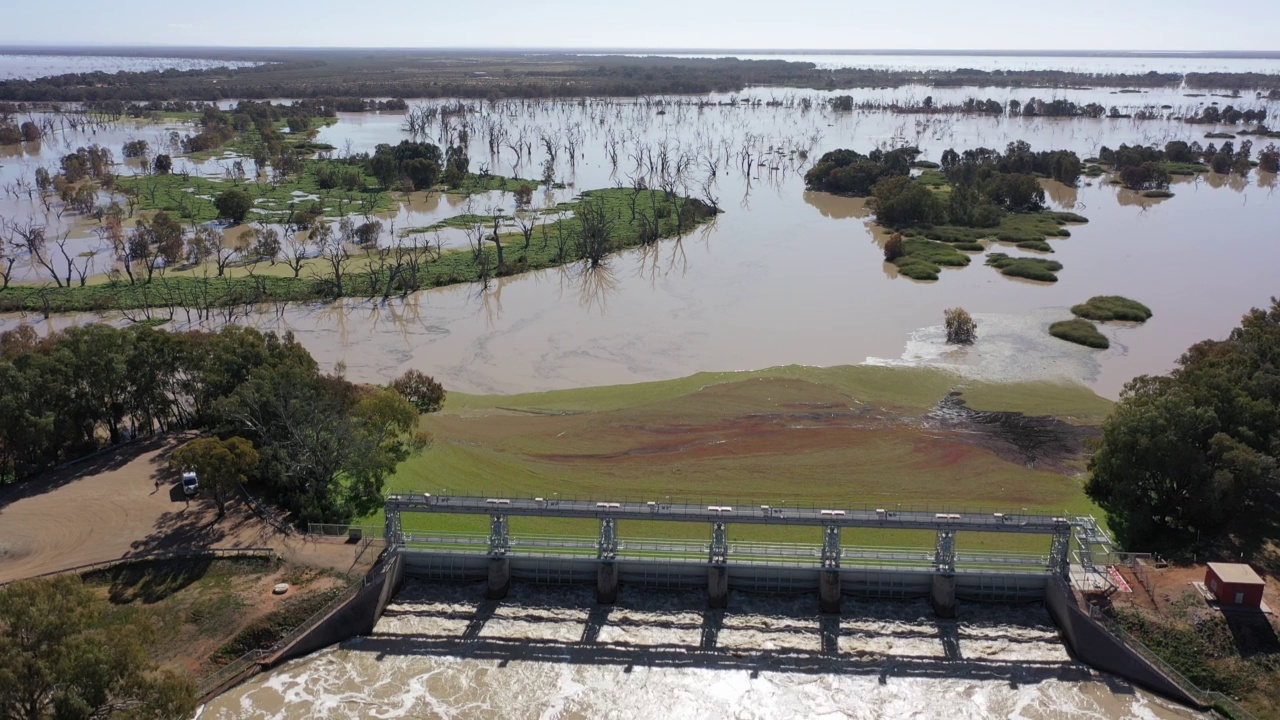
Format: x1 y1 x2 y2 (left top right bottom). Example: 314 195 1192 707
0 187 716 314
77 556 349 677
368 365 1112 549
1115 594 1279 719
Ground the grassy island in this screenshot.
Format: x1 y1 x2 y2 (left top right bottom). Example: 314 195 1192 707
1071 296 1153 323
806 144 1087 282
1049 318 1110 349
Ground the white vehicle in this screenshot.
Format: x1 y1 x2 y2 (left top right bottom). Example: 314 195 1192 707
181 471 199 497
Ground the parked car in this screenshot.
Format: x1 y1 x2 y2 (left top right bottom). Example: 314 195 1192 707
181 471 199 497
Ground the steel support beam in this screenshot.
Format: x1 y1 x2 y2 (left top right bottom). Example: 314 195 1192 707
1050 522 1072 579
934 530 956 574
709 521 728 564
821 525 841 569
599 518 618 561
489 514 510 556
385 506 403 548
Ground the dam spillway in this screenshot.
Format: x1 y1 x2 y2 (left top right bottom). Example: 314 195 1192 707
383 494 1117 615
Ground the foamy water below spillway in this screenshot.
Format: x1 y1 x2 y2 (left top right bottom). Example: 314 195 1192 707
197 581 1205 720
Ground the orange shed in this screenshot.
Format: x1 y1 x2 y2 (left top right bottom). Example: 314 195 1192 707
1205 563 1265 609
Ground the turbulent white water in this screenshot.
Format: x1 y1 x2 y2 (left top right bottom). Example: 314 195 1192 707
198 581 1205 720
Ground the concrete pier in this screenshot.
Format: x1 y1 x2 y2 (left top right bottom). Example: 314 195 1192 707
818 569 842 614
708 565 729 608
930 574 956 618
486 557 511 599
597 562 619 604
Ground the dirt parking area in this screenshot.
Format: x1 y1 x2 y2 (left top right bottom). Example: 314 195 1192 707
0 435 377 584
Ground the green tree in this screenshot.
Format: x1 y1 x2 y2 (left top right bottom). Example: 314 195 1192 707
0 576 195 720
1086 299 1280 552
216 363 415 523
870 176 945 227
169 436 259 517
152 154 172 175
389 369 446 413
214 188 252 224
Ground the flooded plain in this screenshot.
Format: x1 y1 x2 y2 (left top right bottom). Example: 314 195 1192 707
0 53 261 80
4 68 1267 719
5 85 1276 398
583 51 1280 75
198 581 1205 720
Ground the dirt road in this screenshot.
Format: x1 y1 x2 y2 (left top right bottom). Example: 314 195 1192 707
0 435 377 584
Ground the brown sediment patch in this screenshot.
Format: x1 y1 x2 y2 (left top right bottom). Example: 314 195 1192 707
520 379 1094 472
923 392 1099 472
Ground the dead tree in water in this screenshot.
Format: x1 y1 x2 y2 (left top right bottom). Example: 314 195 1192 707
575 198 614 269
8 220 63 287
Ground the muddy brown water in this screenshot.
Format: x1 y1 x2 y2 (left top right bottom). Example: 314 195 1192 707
4 82 1259 719
3 92 1277 399
196 581 1206 720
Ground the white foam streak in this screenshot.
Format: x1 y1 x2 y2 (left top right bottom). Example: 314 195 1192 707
200 582 1206 720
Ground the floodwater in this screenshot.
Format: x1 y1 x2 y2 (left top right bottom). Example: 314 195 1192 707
0 53 261 80
582 51 1280 75
197 581 1205 720
4 86 1278 398
3 74 1258 718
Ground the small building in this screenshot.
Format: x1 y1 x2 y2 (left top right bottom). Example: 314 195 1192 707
1205 563 1266 609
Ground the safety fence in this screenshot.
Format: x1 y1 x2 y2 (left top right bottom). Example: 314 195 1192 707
307 523 386 538
240 485 292 535
195 550 391 701
1089 605 1258 720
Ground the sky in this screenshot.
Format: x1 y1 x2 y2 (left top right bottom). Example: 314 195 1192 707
1 0 1277 51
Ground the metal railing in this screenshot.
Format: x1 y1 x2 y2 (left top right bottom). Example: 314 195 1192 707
196 552 393 700
240 485 291 535
399 489 1074 519
398 532 1058 574
1090 607 1259 720
307 523 387 538
195 650 268 699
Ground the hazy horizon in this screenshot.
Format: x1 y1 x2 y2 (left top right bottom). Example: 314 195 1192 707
3 0 1277 52
2 46 1279 57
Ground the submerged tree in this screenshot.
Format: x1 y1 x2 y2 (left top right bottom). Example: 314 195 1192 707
944 308 977 345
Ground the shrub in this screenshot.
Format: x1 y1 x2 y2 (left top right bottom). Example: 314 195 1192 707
944 308 977 345
1016 240 1054 252
1070 296 1153 323
883 233 906 261
1049 318 1109 349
